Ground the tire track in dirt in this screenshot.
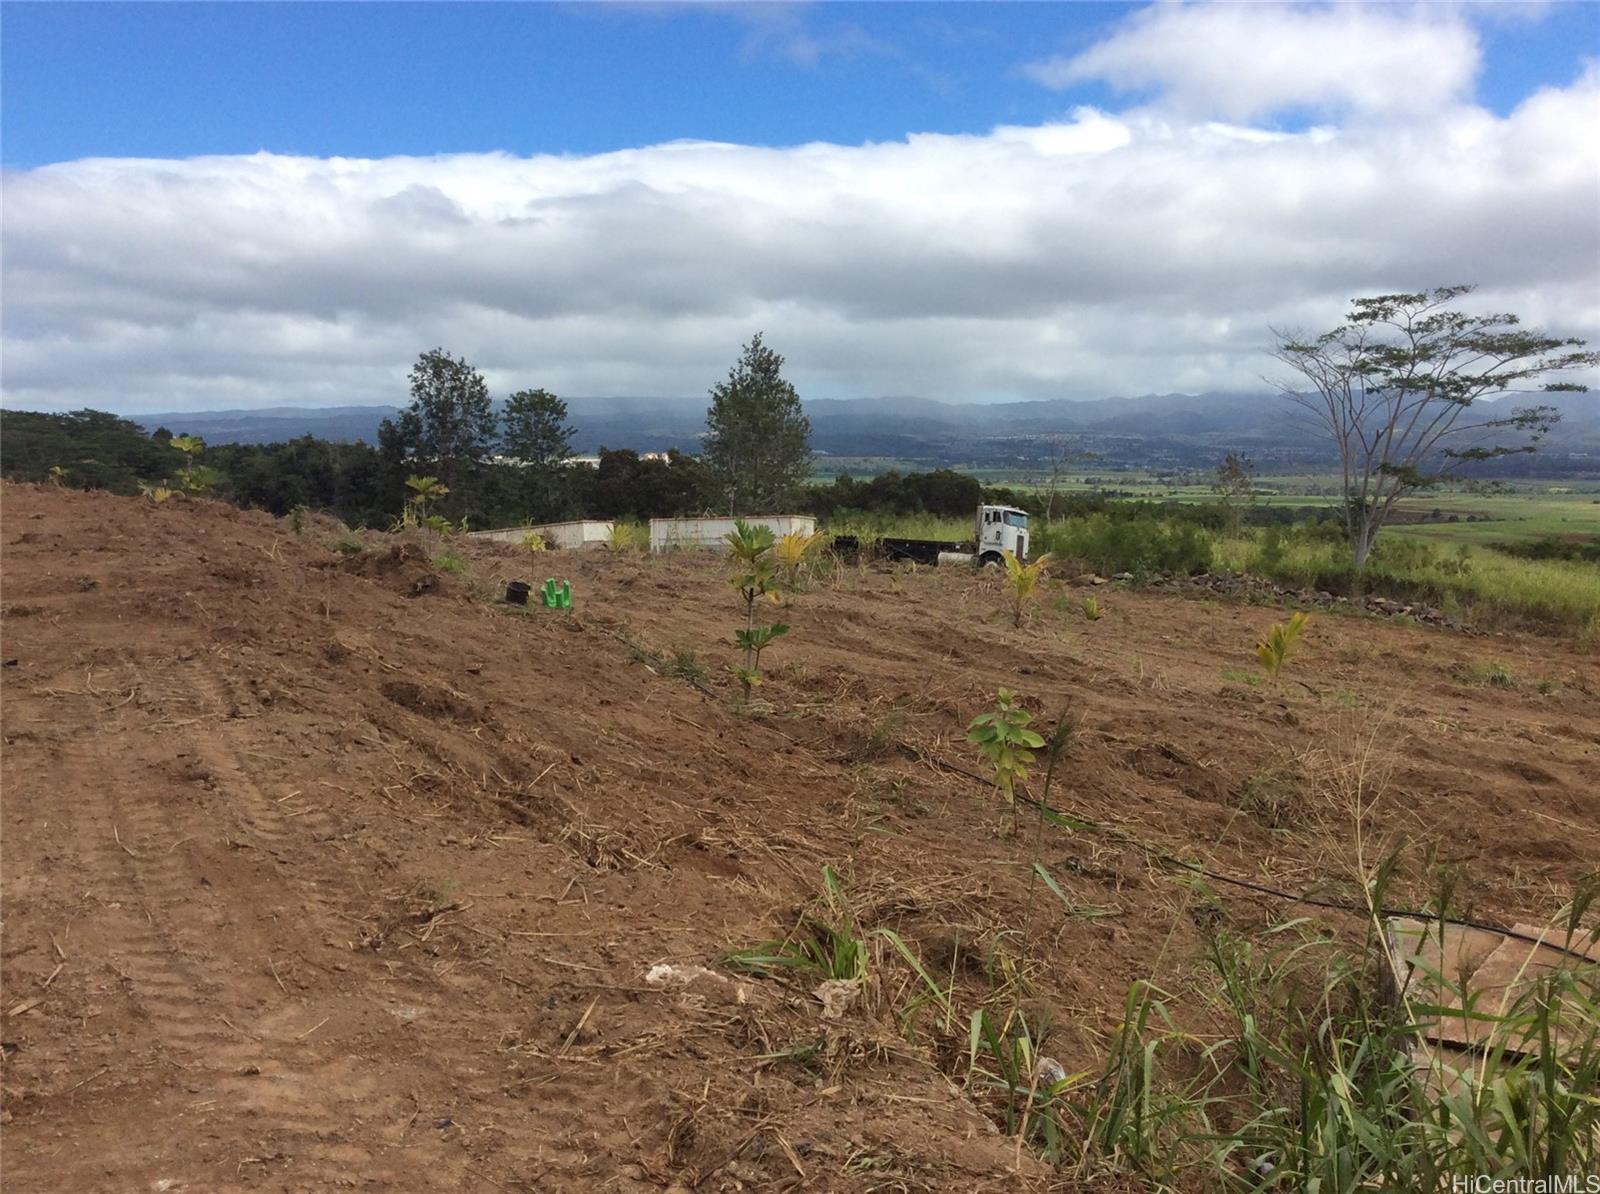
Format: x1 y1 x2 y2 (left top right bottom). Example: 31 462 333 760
31 728 260 1194
17 657 425 1189
36 649 240 1064
165 654 484 1186
173 654 641 1188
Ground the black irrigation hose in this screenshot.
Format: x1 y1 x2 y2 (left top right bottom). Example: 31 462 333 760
927 754 1600 964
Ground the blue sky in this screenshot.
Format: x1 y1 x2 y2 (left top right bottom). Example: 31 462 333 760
3 2 1593 166
2 3 1597 411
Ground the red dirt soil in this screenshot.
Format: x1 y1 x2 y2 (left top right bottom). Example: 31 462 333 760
2 483 1596 1192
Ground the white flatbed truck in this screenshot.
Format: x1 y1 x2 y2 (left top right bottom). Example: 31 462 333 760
833 504 1031 565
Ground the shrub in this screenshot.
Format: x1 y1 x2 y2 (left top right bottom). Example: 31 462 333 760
1452 659 1516 688
1494 536 1600 564
1038 515 1212 578
605 521 648 552
665 642 708 685
1078 903 1600 1188
1254 524 1287 574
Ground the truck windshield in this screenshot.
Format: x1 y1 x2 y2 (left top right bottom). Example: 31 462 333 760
1003 511 1028 528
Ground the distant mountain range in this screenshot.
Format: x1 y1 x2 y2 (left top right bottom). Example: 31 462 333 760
126 390 1600 477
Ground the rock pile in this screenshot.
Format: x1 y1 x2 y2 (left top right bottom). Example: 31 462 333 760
1066 569 1469 631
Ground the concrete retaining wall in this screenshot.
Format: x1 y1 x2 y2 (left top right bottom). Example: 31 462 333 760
648 515 817 552
470 520 614 550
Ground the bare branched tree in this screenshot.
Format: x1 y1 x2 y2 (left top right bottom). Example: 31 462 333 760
1038 435 1093 522
1269 286 1596 568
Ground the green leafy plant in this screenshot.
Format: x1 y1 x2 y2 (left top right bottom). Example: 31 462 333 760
1076 887 1600 1189
168 435 219 494
1001 550 1053 627
967 1005 1083 1160
1453 659 1516 688
967 688 1045 829
1072 756 1600 1187
47 464 66 487
405 473 448 506
1256 610 1310 684
604 521 648 552
1220 666 1264 689
1253 523 1287 574
1081 595 1103 621
726 519 790 698
176 464 221 494
665 642 708 685
725 864 866 982
773 529 826 590
433 551 466 575
398 474 449 533
521 529 547 555
725 867 953 1038
733 625 789 694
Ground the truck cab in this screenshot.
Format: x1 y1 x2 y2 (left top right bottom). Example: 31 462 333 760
976 505 1029 564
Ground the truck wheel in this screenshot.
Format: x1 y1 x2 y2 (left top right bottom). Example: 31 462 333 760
978 551 1002 568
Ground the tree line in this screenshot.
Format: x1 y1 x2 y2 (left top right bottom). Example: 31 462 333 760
2 335 818 529
0 405 1339 534
4 288 1592 572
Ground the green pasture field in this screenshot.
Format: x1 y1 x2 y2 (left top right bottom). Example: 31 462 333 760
817 480 1599 634
1384 493 1600 545
820 465 1600 548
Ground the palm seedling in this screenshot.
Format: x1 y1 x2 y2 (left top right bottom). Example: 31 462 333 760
605 522 647 552
1256 610 1311 684
773 529 826 590
1002 550 1054 627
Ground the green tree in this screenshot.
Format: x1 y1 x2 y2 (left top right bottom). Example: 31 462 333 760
1212 453 1255 535
380 348 497 509
1270 286 1597 568
587 447 713 520
703 333 812 514
500 387 575 521
0 409 185 494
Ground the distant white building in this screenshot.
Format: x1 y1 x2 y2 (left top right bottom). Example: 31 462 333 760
556 452 672 469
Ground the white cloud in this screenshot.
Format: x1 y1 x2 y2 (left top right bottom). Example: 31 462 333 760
2 59 1596 412
1024 3 1482 120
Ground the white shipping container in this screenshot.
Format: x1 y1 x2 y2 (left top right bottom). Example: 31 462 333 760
469 520 614 550
648 515 817 553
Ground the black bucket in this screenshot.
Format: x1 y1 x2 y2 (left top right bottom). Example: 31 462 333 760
505 580 531 605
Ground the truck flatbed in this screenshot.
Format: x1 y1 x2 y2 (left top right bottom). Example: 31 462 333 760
831 535 965 565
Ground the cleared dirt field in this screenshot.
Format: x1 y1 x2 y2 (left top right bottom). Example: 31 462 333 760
2 482 1596 1192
